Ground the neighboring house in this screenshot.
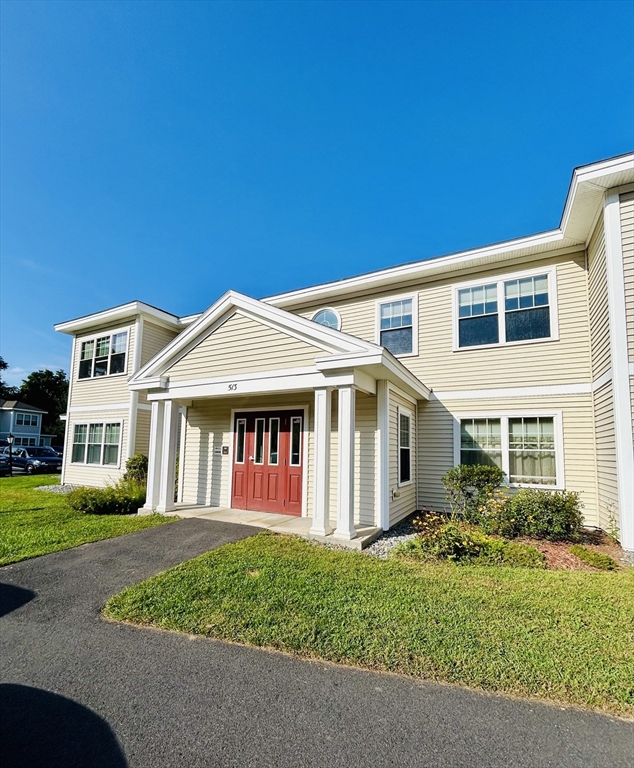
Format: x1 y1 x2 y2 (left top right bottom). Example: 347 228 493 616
0 400 52 447
55 153 634 552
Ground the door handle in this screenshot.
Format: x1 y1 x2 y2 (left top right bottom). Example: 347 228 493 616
249 456 254 461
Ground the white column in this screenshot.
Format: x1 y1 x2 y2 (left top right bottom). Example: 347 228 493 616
310 387 333 536
144 400 164 511
157 400 180 514
335 385 357 540
376 380 390 531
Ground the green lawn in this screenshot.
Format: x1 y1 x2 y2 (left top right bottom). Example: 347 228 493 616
0 475 173 566
105 532 634 716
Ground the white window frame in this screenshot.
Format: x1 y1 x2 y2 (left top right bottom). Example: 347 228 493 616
70 420 123 468
375 293 419 358
452 266 559 352
75 326 130 381
397 405 413 487
452 410 565 489
311 307 342 331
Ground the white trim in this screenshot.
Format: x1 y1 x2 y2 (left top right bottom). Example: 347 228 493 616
334 386 357 539
127 317 143 461
452 265 559 352
375 292 419 358
177 406 187 504
154 366 318 390
310 388 333 536
55 301 183 335
376 380 390 531
396 405 413 488
144 401 163 510
227 405 310 517
604 191 634 550
68 420 124 470
452 410 565 490
67 403 131 413
137 403 152 411
311 307 343 332
157 400 179 514
61 336 77 484
432 382 591 401
591 369 613 392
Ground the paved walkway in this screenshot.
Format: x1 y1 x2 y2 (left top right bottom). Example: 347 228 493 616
1 519 632 768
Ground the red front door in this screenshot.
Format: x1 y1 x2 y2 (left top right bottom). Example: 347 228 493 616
231 410 304 515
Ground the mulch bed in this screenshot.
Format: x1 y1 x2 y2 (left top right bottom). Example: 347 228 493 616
518 530 628 570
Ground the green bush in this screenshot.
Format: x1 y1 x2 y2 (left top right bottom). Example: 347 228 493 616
123 453 149 484
397 521 545 568
441 464 505 523
67 480 146 516
506 489 584 541
570 545 617 571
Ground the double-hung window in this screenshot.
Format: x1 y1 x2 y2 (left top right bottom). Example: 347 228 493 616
378 296 416 356
456 413 561 488
78 331 128 379
16 413 38 427
71 422 122 466
455 269 557 349
398 408 412 485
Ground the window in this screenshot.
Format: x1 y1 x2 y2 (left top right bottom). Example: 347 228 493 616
456 414 561 487
254 419 265 464
312 308 341 330
378 297 415 355
398 408 412 485
15 413 38 426
290 416 302 466
78 331 128 379
454 269 557 349
235 419 246 463
71 422 121 466
268 418 280 465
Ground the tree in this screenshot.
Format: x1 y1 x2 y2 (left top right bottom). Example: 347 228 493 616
18 369 69 443
0 357 19 400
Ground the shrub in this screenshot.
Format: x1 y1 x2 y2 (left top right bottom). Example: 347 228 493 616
570 545 617 571
67 480 146 516
123 453 149 484
397 521 545 568
507 489 583 541
441 464 505 523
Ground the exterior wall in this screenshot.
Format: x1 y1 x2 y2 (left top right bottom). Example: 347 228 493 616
141 322 181 366
134 408 152 456
63 408 129 487
69 322 136 408
168 311 323 382
588 217 611 380
355 391 377 527
418 393 599 524
295 250 591 390
593 381 618 529
389 387 417 526
621 191 634 366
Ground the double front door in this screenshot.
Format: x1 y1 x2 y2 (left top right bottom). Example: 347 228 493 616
231 410 304 515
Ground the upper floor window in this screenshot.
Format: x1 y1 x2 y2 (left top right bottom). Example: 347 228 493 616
378 296 416 356
16 413 38 427
454 269 557 350
78 331 128 379
312 308 341 330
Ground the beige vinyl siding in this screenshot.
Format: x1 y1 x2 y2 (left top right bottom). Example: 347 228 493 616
389 388 417 526
295 251 591 390
620 191 634 364
587 217 611 380
63 410 128 487
70 323 135 408
134 408 151 456
417 393 599 525
355 391 377 527
180 393 313 513
141 322 180 366
593 381 619 530
168 311 323 382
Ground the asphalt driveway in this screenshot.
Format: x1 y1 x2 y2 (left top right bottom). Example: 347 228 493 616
1 518 632 768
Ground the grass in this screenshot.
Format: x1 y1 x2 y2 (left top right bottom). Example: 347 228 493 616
570 544 618 571
0 475 173 566
104 532 634 716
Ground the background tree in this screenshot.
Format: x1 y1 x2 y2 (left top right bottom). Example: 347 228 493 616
18 369 69 443
0 357 19 400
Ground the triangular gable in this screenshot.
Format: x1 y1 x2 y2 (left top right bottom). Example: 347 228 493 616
130 290 379 386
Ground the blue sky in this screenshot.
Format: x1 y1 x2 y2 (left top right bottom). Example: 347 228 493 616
1 0 633 384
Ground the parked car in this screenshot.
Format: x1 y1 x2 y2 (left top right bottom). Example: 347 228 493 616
0 454 10 476
51 445 64 458
1 446 63 474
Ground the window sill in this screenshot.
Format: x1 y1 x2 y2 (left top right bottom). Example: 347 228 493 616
76 372 128 382
397 479 414 489
452 335 558 353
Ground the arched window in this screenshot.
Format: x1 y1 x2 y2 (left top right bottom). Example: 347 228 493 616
311 308 341 330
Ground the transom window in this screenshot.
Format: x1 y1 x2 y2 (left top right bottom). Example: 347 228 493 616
455 270 556 349
16 413 39 427
71 422 121 466
311 308 341 330
78 331 128 379
398 408 412 485
379 297 415 356
457 414 559 487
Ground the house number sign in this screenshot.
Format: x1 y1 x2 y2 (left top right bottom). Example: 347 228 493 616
228 383 238 391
